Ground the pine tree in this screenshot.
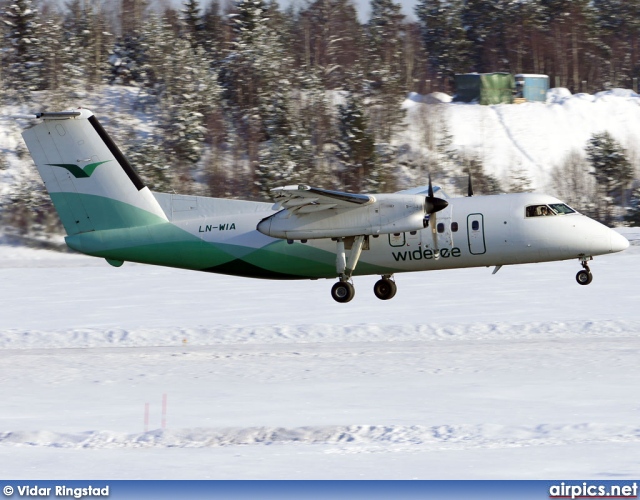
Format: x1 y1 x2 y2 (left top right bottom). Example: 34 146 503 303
335 91 376 192
465 156 501 195
201 0 224 60
539 0 595 92
593 0 640 89
508 164 533 193
2 0 43 96
296 67 334 186
109 33 145 86
64 0 112 91
120 0 146 37
415 0 471 91
624 185 640 227
137 14 174 103
222 0 297 195
302 0 364 89
181 0 205 50
366 0 406 144
586 131 634 225
461 0 511 72
161 40 222 190
40 14 65 93
123 131 173 192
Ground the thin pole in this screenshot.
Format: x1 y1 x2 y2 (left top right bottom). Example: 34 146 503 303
144 403 149 433
161 394 167 430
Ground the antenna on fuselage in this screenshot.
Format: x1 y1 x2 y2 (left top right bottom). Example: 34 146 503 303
467 170 474 197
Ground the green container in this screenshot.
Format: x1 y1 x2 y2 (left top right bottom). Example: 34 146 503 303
454 73 515 105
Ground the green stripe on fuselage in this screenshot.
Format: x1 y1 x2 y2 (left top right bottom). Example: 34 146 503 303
50 192 167 234
59 192 395 280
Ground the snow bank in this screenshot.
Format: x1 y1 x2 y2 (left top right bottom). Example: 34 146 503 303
404 92 452 107
3 423 639 450
1 320 639 350
546 87 573 104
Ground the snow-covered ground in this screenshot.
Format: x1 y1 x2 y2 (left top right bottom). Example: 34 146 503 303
1 229 639 479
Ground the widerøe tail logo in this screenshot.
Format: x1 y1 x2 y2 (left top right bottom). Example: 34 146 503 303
46 160 111 178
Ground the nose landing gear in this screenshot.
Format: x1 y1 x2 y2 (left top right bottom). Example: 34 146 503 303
576 257 593 285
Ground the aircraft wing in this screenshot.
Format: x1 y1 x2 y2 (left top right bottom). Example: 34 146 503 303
259 185 429 239
395 185 445 197
272 185 375 215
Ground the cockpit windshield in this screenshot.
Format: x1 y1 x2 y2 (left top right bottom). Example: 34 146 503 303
548 203 576 215
526 203 576 217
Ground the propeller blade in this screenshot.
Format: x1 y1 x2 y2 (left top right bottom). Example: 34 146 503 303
430 212 440 257
424 173 449 214
424 172 447 257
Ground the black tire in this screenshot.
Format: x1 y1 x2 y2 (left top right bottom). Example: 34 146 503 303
373 278 397 300
331 281 355 303
576 269 593 285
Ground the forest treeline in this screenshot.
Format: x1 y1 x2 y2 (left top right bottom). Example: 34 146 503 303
2 0 640 235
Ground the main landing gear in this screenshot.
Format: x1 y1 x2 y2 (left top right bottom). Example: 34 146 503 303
331 281 355 303
373 276 397 300
576 257 593 285
330 236 398 303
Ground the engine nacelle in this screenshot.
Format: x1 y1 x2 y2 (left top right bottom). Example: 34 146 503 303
257 194 427 240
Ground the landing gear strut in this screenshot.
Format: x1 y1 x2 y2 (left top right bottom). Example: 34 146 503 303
331 236 365 303
576 257 593 285
330 237 399 302
373 276 397 300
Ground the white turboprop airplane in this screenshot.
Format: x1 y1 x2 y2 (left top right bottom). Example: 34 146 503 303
20 109 629 302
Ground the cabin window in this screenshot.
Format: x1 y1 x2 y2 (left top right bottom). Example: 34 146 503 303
451 222 458 232
409 231 417 235
526 205 556 217
471 220 480 231
437 222 445 233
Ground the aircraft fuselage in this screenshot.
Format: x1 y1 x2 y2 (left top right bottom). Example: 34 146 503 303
65 192 628 280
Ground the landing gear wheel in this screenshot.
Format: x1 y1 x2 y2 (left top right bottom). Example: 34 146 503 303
373 278 397 300
331 281 355 303
576 269 593 285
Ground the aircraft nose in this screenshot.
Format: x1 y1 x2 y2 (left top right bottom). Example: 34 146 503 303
610 230 630 253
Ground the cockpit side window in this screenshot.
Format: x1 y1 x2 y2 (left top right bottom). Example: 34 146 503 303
525 205 555 217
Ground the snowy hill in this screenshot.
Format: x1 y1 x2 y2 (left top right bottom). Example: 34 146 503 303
402 88 640 191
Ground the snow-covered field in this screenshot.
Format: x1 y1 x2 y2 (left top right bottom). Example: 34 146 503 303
1 229 639 479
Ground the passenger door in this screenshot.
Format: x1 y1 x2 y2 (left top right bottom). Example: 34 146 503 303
467 213 486 255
